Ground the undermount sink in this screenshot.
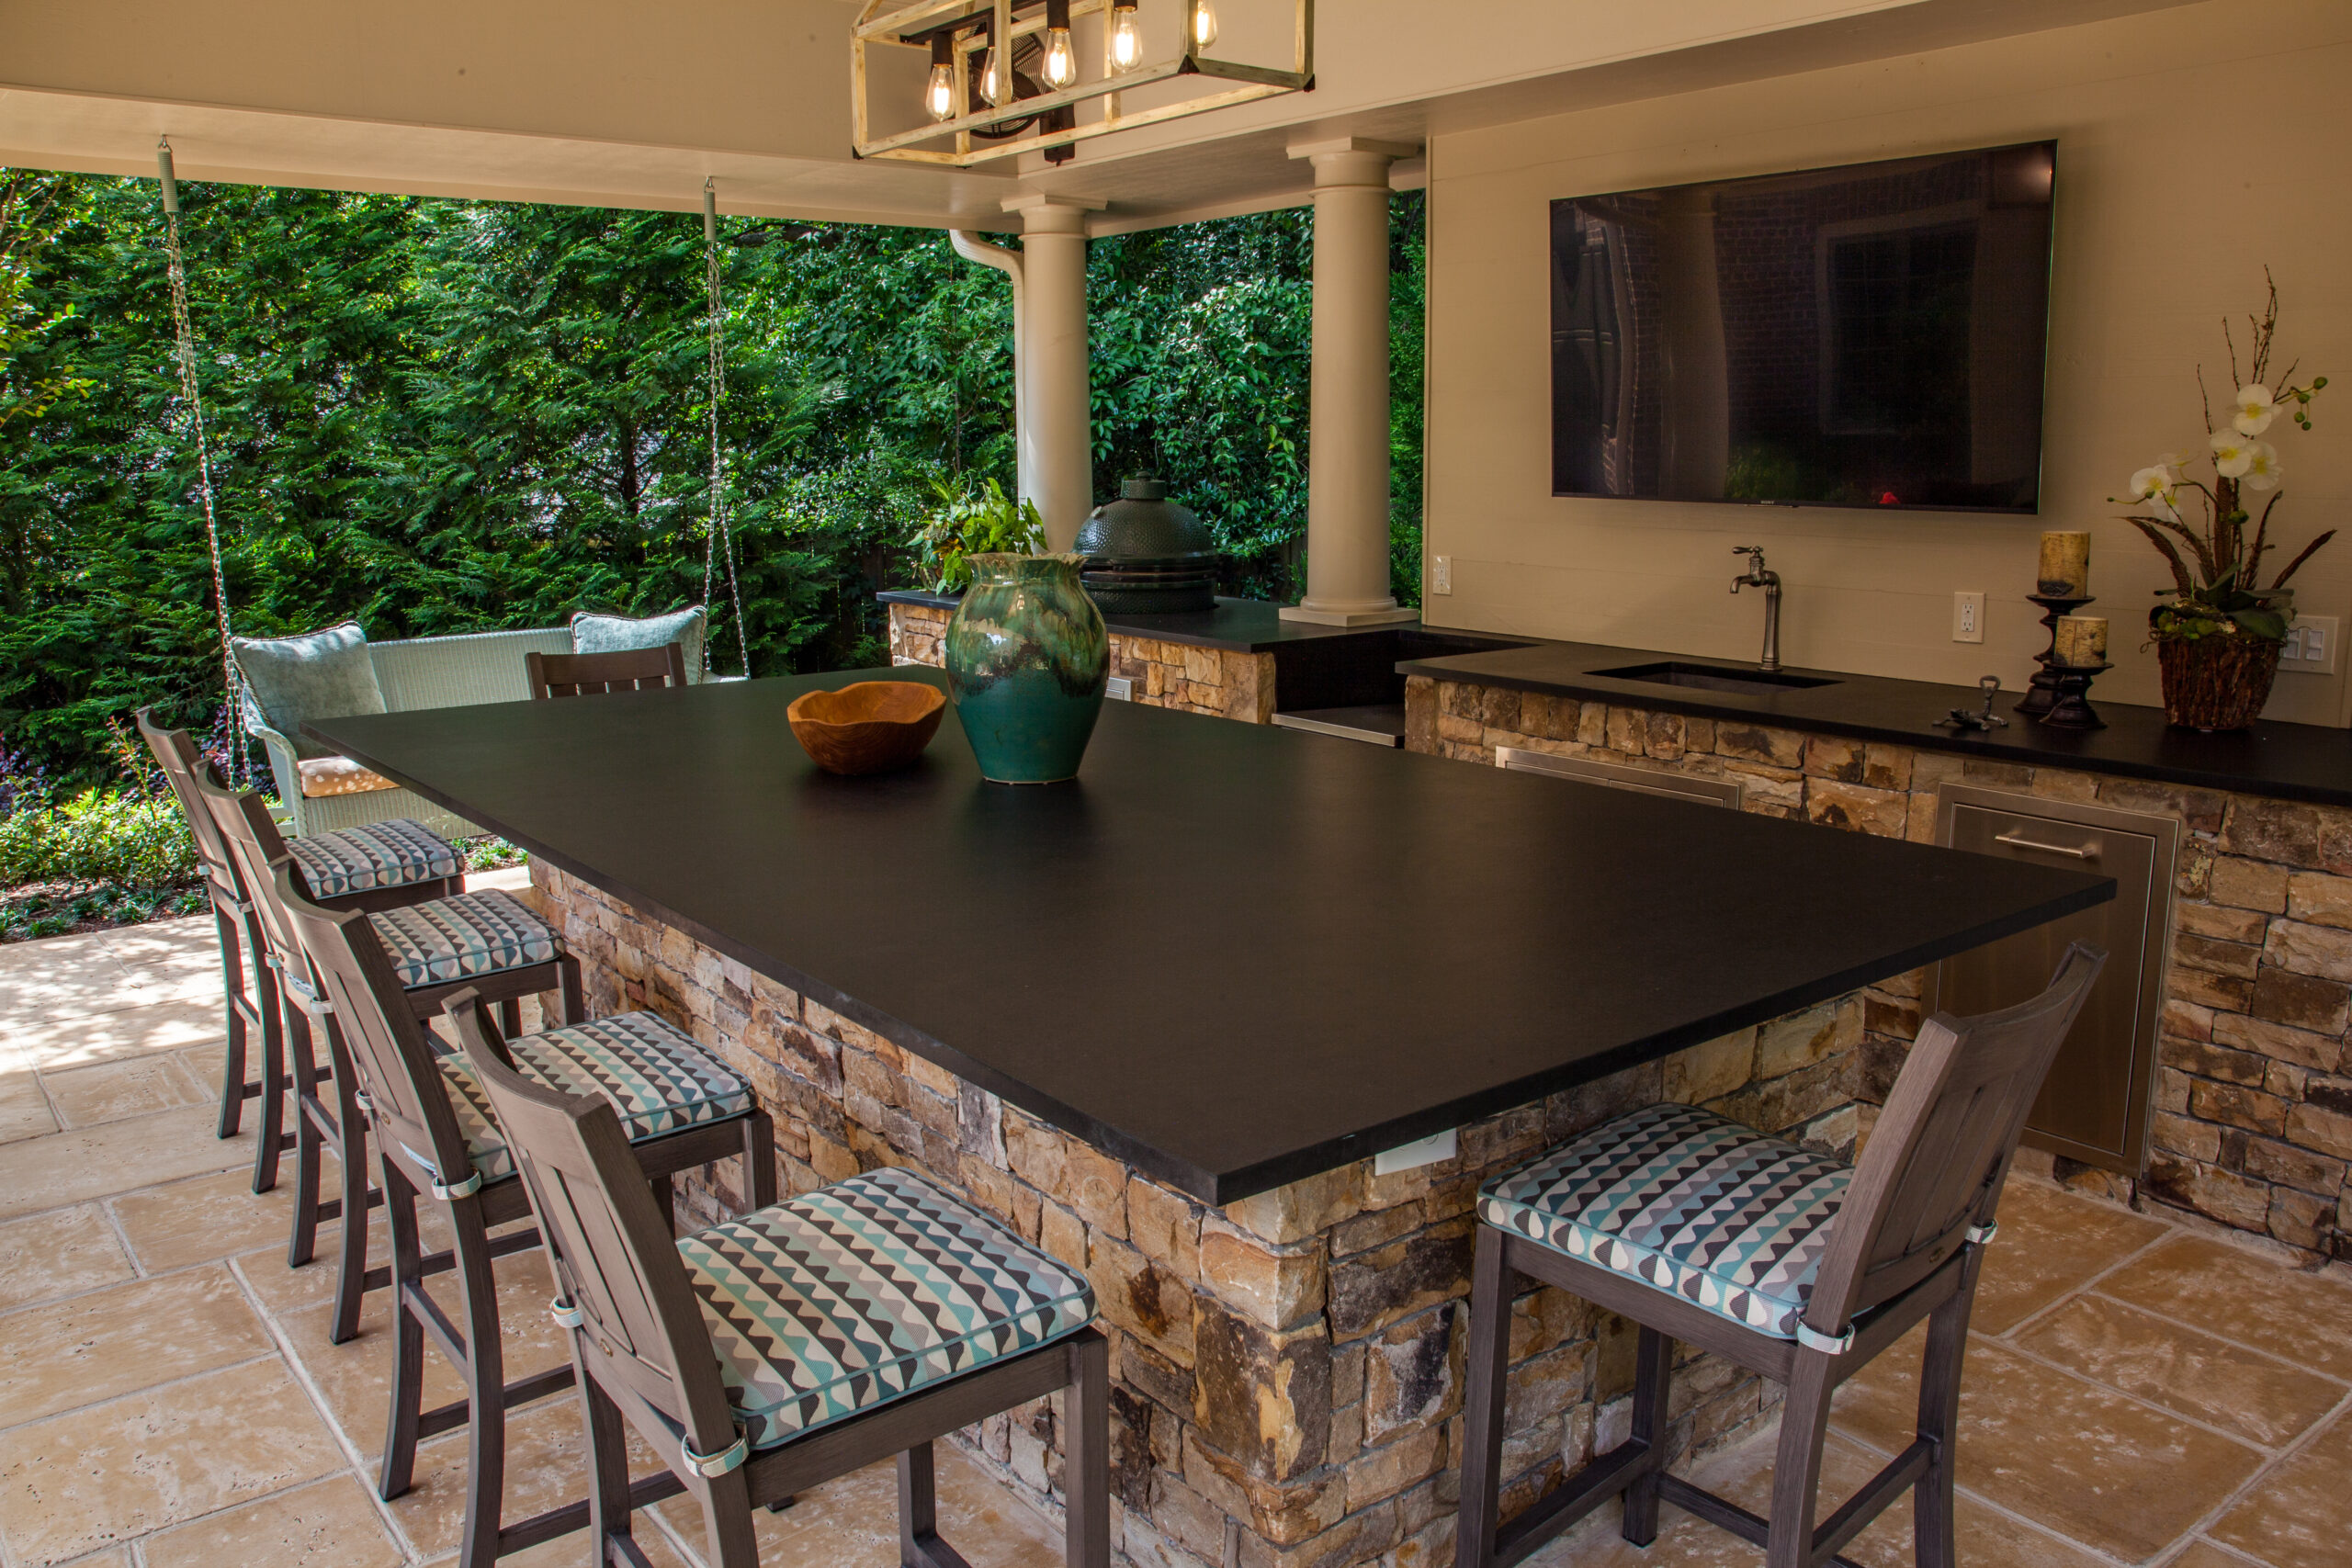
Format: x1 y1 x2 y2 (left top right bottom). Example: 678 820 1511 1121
1589 660 1841 695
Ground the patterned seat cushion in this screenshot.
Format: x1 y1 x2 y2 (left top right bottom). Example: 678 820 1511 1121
434 1010 753 1184
1480 1102 1849 1338
287 818 462 898
297 756 401 798
680 1167 1095 1450
368 889 555 989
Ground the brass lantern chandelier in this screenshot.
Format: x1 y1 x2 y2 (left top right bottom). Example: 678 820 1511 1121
852 0 1314 167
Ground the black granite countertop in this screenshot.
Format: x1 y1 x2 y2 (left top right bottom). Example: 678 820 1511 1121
1400 641 2352 809
310 671 2106 1203
878 589 1401 652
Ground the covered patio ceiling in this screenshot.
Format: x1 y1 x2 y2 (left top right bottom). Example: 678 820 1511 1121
5 0 2193 233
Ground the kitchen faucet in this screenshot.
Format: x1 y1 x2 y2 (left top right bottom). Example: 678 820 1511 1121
1730 546 1782 672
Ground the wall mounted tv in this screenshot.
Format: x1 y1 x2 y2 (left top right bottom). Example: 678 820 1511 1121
1550 141 2055 513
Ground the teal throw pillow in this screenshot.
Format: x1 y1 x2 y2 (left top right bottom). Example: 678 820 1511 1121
571 605 707 682
231 622 388 759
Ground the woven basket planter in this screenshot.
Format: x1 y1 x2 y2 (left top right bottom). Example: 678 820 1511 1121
2155 633 2282 730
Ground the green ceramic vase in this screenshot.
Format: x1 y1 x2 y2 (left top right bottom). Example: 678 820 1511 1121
944 552 1109 784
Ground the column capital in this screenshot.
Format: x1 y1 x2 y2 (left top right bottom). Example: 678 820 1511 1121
1001 192 1106 235
1286 135 1419 186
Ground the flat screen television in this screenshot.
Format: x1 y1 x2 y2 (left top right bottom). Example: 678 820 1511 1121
1550 141 2055 513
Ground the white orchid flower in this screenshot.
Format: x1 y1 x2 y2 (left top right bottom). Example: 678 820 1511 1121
2243 441 2283 491
2233 384 2278 436
2128 464 2179 511
2211 428 2258 478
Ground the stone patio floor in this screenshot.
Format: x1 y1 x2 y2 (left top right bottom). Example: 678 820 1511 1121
0 890 2346 1567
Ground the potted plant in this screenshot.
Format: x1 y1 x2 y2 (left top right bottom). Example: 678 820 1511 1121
913 477 1046 593
2116 276 2329 730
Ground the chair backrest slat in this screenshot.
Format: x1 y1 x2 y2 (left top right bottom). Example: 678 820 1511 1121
525 644 688 701
1807 942 2105 1333
193 769 305 979
274 862 479 1194
448 998 741 1456
134 709 240 903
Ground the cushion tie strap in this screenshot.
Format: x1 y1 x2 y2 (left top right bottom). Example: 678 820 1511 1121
399 1143 483 1201
1794 1322 1854 1355
682 1431 748 1479
549 1296 585 1331
1967 1219 1999 1246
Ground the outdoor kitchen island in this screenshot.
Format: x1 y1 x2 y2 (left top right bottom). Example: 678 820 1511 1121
307 670 2106 1568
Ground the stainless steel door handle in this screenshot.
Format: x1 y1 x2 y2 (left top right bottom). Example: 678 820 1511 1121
1995 829 2100 861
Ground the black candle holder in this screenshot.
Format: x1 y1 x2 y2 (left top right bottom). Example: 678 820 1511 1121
2017 592 2095 716
2041 660 2112 729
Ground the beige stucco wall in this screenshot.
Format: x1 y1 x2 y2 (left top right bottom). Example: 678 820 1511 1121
1422 0 2352 727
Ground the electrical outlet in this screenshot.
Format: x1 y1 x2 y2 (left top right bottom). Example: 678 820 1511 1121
1431 556 1453 595
2279 615 2341 675
1953 591 1984 644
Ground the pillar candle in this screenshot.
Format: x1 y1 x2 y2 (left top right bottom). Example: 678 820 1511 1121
2038 531 2091 597
2053 615 2108 667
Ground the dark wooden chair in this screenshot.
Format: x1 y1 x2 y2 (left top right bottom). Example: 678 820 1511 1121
1455 942 2105 1568
526 643 688 699
446 990 1110 1568
198 770 582 1346
275 861 777 1568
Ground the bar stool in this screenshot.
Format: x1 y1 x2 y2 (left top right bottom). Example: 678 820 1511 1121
1454 943 2104 1568
524 642 688 698
447 991 1110 1568
198 771 581 1345
276 861 778 1568
136 709 463 1192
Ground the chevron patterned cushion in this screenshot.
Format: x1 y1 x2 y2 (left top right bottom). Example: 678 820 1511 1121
679 1167 1095 1450
287 818 462 898
368 890 555 989
1480 1102 1850 1338
435 1010 752 1184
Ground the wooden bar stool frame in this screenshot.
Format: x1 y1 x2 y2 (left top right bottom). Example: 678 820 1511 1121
198 773 582 1345
1455 943 2104 1568
526 642 689 699
447 992 1112 1568
276 863 777 1568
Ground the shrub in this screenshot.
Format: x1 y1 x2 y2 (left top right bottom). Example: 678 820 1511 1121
0 788 198 889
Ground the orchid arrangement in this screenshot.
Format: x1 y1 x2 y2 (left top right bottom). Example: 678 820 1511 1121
2114 276 2328 645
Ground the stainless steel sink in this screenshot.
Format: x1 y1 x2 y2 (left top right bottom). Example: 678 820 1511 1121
1589 660 1840 695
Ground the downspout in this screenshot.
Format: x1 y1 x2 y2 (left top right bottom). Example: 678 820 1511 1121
949 231 1035 508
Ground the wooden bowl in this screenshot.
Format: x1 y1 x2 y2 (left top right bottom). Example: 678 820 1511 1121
787 681 947 775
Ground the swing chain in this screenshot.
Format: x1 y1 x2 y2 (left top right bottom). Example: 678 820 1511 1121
703 180 752 680
159 139 246 788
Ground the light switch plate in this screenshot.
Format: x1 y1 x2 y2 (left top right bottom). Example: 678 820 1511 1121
1374 1128 1457 1176
2280 615 2340 675
1952 591 1984 644
1431 556 1453 595
1105 676 1134 701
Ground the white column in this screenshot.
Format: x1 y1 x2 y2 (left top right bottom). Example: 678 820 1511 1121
1004 193 1102 551
1282 138 1419 626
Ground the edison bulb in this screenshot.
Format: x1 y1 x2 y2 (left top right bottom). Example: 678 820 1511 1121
1191 0 1217 48
1042 25 1077 88
1109 5 1143 71
924 60 956 120
979 47 1003 105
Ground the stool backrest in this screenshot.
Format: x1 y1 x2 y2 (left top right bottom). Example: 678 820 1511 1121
274 862 479 1199
134 708 240 907
525 644 687 700
192 769 307 982
447 997 741 1462
1806 941 2104 1336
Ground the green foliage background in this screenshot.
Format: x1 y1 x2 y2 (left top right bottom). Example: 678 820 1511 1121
0 175 1426 784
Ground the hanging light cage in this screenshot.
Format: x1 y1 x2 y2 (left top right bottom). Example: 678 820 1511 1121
853 0 1313 166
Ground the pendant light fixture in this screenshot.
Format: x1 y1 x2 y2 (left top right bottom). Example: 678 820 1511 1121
1042 0 1078 88
1190 0 1217 48
978 36 1005 106
923 33 956 120
1108 0 1144 72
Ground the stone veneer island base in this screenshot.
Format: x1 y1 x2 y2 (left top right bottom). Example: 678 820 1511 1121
528 860 1869 1568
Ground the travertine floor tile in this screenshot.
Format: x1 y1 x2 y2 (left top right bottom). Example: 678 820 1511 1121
1972 1179 2169 1336
113 1168 303 1273
0 1067 56 1145
0 1359 345 1563
483 1520 695 1567
0 1001 227 1073
41 1052 211 1129
1831 1328 2264 1561
94 918 219 964
383 1393 649 1560
2168 1541 2270 1568
0 1267 272 1426
2098 1236 2352 1379
139 1474 405 1568
177 1039 230 1100
0 944 140 1022
0 1206 135 1313
2206 1409 2352 1568
2016 1293 2346 1448
0 1106 249 1219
